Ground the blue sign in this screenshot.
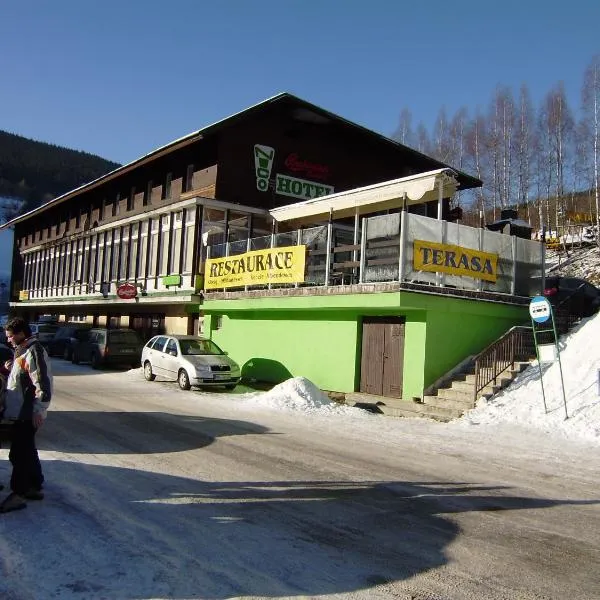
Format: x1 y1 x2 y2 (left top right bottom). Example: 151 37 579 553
529 295 552 323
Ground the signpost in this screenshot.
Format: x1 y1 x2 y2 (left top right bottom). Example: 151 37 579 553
528 295 568 419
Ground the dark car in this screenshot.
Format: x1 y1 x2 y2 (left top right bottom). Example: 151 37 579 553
0 342 13 369
71 328 143 369
543 276 600 317
47 324 92 360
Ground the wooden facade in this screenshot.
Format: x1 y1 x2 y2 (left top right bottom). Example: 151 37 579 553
5 94 480 339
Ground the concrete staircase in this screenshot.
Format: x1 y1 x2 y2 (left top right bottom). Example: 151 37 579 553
345 360 532 422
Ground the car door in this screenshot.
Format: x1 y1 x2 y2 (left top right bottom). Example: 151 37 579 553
148 336 168 376
161 338 180 381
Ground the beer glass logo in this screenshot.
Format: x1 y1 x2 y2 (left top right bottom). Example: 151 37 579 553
254 144 275 192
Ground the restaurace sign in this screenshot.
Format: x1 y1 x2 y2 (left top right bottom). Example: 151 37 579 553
254 144 334 201
413 240 498 282
204 245 306 290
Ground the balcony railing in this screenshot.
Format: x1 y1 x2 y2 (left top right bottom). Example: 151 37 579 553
206 212 544 298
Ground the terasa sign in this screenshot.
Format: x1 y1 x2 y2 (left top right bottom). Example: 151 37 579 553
413 240 498 283
116 282 138 299
204 246 306 290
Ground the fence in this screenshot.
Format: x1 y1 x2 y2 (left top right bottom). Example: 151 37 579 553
205 212 544 298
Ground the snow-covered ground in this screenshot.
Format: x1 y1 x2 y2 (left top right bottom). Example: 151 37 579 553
1 304 600 598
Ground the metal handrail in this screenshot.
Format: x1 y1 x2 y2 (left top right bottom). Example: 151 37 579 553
472 326 535 403
472 285 587 402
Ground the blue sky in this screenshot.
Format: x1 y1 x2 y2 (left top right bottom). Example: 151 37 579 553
0 0 598 166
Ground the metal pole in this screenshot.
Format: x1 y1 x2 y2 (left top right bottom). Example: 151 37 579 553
510 235 517 295
532 320 549 414
325 208 333 287
398 208 407 283
359 217 367 284
550 308 569 419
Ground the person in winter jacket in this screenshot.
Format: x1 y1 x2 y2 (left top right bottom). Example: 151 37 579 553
0 317 52 513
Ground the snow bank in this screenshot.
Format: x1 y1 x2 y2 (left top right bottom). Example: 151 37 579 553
238 376 360 416
454 312 600 444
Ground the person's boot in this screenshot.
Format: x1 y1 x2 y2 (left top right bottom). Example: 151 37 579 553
0 492 27 513
24 488 44 501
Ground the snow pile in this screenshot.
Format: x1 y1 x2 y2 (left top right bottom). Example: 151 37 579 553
238 376 361 416
455 312 600 444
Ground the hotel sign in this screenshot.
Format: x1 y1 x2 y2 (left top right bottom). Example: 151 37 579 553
205 245 306 290
413 240 498 282
275 174 334 201
254 144 334 200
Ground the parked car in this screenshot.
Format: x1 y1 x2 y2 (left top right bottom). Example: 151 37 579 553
0 342 13 367
47 324 92 360
141 335 241 390
72 328 143 369
30 322 60 345
543 276 600 317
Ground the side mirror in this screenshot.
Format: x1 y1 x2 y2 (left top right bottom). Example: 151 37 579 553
169 350 177 357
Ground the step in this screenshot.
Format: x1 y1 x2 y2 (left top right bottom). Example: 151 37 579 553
345 393 463 422
377 400 464 422
422 394 475 411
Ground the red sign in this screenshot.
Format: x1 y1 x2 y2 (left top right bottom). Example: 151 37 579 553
284 153 329 180
116 283 137 300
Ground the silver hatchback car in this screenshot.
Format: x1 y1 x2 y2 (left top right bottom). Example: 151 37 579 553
141 335 241 390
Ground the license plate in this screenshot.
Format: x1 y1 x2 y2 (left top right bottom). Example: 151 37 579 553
119 349 133 353
214 373 230 380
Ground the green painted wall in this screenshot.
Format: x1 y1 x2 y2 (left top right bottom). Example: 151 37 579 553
203 290 528 398
206 311 359 392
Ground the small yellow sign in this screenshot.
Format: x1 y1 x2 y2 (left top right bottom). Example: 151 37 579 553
413 240 498 282
205 245 306 290
18 290 30 301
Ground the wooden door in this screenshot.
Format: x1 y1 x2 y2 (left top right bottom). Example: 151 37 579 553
360 317 405 398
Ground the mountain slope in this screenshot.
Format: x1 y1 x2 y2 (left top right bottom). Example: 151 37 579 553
0 130 120 220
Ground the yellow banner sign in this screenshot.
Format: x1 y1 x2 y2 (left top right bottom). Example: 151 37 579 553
413 240 498 282
205 245 306 290
19 290 30 301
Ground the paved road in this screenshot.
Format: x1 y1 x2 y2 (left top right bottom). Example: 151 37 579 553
9 358 600 600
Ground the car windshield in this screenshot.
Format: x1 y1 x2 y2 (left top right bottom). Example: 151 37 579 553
179 339 223 356
109 331 140 344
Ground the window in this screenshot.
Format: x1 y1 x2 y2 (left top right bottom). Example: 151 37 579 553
143 180 152 206
151 336 168 351
185 164 194 192
127 186 135 211
165 338 178 356
163 173 172 200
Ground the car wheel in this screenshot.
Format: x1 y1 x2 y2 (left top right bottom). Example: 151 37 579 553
143 361 156 381
63 347 71 361
178 369 191 390
91 352 102 370
224 384 236 390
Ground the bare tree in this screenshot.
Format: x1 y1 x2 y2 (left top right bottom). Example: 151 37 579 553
542 83 574 233
449 107 469 206
393 108 414 146
465 111 488 222
432 107 453 162
582 55 600 243
415 122 431 155
515 84 534 220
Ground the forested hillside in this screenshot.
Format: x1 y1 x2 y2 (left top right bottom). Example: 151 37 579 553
0 130 120 221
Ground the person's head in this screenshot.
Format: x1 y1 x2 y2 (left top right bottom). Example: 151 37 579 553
5 317 31 347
